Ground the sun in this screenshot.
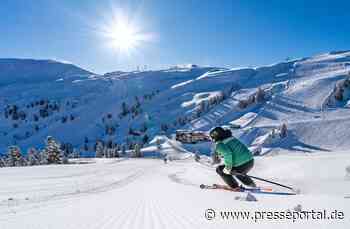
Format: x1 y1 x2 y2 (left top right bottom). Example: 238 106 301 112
101 10 154 55
109 21 137 53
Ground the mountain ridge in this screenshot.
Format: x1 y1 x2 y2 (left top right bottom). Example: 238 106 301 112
1 51 350 155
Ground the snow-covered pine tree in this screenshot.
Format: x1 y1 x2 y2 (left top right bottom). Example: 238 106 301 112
103 146 110 158
72 149 80 158
255 87 266 103
140 122 148 133
6 146 25 166
110 142 119 157
95 141 104 158
133 143 142 157
121 144 126 157
62 150 69 164
160 123 169 133
196 101 206 117
84 142 89 151
112 147 118 157
135 96 141 108
62 142 74 158
121 102 129 116
105 148 111 158
334 82 344 101
0 154 7 167
142 134 149 145
27 147 40 166
41 136 67 164
156 138 162 150
114 147 120 157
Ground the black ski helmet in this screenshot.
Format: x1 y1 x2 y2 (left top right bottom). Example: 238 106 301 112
46 136 54 143
209 126 232 142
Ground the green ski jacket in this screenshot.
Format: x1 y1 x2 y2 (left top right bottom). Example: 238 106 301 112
215 137 253 168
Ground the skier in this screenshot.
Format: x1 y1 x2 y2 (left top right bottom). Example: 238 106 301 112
194 151 200 162
209 126 256 190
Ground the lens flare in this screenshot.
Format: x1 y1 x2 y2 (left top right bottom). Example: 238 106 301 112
100 8 154 55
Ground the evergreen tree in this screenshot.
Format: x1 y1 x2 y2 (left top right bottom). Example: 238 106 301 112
196 101 206 117
83 143 89 151
142 134 149 145
160 124 169 132
95 141 104 158
114 146 120 157
27 148 40 166
72 149 80 158
135 96 141 108
103 146 109 158
12 110 19 120
255 88 266 103
63 143 74 156
0 156 6 167
156 138 162 150
334 84 344 101
140 122 148 133
33 114 39 122
6 146 24 166
133 143 142 157
41 136 67 164
121 144 126 157
121 102 129 116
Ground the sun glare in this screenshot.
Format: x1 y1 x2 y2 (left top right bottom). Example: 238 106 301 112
109 22 137 52
101 9 154 55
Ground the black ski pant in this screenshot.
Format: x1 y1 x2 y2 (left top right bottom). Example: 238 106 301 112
216 159 256 188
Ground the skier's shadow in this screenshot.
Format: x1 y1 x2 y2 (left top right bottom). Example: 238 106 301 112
168 169 198 187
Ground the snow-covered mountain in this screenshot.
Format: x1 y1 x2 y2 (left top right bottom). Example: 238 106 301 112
1 53 350 229
1 52 350 155
0 58 93 86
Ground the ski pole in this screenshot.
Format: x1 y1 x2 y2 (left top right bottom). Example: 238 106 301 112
232 172 295 191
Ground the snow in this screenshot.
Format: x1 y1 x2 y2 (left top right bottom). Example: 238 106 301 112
182 91 222 108
0 58 93 86
148 135 193 159
275 72 288 78
1 51 350 228
0 152 349 229
230 112 258 128
2 52 350 154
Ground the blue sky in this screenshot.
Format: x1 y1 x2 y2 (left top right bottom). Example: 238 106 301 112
0 0 349 74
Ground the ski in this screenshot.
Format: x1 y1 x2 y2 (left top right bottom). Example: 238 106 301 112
200 184 297 195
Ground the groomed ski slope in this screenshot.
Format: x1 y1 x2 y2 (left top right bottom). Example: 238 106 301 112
0 152 349 229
